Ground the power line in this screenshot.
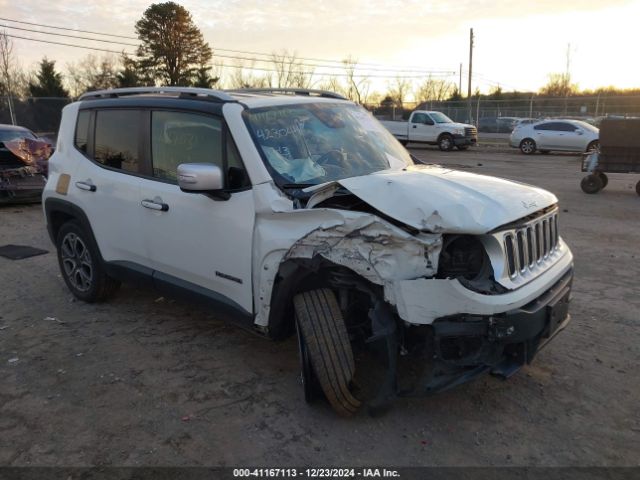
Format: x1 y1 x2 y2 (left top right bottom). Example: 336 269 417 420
4 33 453 79
0 23 138 47
4 33 129 55
0 15 454 75
0 16 138 40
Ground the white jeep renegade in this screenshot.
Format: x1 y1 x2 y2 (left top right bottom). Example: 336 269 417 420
43 87 574 415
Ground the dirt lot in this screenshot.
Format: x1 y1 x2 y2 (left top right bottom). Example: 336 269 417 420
1 146 639 467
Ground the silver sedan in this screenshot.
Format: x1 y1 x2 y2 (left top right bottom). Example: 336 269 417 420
510 119 599 154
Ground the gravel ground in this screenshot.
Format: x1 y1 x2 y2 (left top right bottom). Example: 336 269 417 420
1 146 638 467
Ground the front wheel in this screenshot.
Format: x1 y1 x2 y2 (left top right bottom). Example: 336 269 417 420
438 134 454 151
520 138 536 154
581 174 604 194
294 288 361 416
56 221 120 302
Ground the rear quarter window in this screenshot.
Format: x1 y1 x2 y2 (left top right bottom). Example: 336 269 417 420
94 110 141 173
74 110 90 153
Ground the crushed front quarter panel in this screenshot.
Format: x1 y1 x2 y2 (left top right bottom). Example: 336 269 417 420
251 182 442 327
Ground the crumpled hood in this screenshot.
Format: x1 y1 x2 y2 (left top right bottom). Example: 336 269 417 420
314 165 557 234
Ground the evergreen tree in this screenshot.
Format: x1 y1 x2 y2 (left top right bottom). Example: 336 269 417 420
28 58 68 97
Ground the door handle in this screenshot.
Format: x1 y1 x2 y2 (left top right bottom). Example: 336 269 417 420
75 181 96 192
141 199 169 212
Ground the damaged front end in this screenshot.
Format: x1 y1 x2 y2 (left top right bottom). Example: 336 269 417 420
0 136 51 204
265 177 573 415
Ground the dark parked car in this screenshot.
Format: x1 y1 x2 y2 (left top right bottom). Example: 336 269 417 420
477 117 520 133
0 124 52 204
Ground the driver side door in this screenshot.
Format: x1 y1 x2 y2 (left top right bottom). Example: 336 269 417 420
137 109 255 315
409 113 436 142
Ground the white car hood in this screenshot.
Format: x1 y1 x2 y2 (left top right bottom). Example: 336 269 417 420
308 165 557 234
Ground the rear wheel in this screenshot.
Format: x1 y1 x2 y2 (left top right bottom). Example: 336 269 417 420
520 138 536 154
56 221 120 302
294 288 361 416
438 134 454 151
581 174 604 194
587 141 599 153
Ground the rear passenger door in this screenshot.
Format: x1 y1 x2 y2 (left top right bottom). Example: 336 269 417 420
137 109 255 315
71 108 149 267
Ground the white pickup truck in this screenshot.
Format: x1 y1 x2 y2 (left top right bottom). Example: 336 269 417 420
380 111 478 151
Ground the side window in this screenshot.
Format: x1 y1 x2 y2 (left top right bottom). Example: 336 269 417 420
74 110 90 153
412 113 426 124
151 111 222 182
558 122 577 132
534 123 551 131
94 110 141 173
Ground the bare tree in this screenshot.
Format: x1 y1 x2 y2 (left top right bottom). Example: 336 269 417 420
341 56 371 104
0 31 17 124
388 75 412 107
270 50 313 88
228 61 271 89
318 76 346 97
67 54 120 97
415 76 455 106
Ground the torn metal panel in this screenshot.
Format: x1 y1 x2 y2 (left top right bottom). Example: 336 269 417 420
251 182 442 327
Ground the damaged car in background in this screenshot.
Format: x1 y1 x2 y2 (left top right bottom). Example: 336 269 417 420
1 124 52 203
43 87 573 416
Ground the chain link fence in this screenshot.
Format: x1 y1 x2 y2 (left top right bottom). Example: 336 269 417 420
4 94 640 137
1 96 71 138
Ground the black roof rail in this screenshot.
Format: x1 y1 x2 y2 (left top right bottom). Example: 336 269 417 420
228 88 347 100
78 86 236 103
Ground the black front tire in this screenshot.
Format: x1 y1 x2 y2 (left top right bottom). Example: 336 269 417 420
294 288 361 416
581 174 604 194
56 221 120 302
438 134 454 151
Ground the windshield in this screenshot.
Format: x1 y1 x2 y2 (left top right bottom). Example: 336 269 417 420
430 112 454 124
243 102 413 186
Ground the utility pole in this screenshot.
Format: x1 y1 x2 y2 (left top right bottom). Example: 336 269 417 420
459 62 462 97
564 43 571 116
467 28 474 124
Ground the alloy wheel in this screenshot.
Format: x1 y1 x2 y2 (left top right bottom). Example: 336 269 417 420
61 232 93 292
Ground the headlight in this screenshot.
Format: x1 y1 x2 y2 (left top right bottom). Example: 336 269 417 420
437 235 490 280
455 127 465 135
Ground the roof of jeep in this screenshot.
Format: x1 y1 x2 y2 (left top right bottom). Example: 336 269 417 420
77 87 351 110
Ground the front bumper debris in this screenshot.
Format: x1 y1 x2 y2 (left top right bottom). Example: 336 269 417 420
453 133 477 147
397 268 573 396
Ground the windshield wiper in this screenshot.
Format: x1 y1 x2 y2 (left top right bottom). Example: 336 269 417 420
281 183 316 189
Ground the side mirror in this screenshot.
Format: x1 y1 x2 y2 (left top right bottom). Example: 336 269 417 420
575 129 584 135
177 163 229 200
424 119 434 126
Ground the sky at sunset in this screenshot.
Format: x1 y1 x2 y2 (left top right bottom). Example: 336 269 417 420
1 0 638 95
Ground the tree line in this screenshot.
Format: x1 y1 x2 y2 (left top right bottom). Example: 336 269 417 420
1 1 638 109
